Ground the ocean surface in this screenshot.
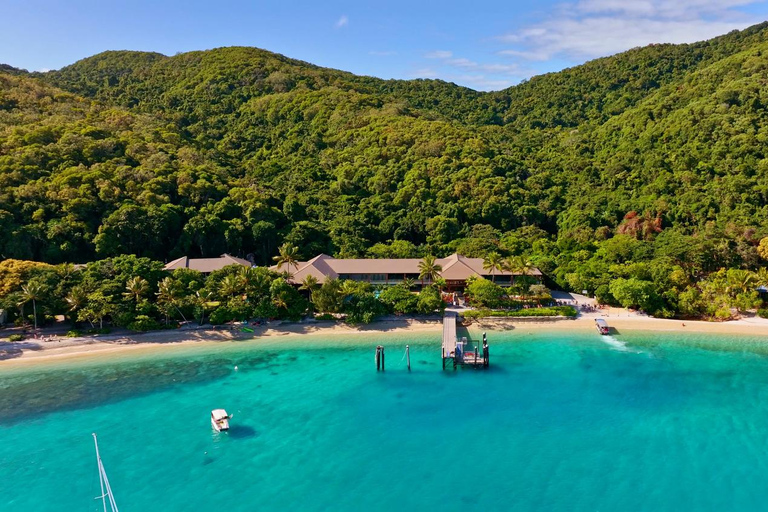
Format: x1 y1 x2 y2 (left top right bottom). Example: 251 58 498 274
3 327 768 511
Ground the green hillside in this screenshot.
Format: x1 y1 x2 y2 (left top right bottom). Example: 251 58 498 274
2 22 768 318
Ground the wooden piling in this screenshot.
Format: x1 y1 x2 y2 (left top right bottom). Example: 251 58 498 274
375 346 381 371
381 346 385 371
406 345 411 371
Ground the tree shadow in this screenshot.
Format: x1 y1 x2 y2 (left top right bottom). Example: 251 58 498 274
0 342 43 360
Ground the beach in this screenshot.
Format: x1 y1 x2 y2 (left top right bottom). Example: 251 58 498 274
2 310 768 367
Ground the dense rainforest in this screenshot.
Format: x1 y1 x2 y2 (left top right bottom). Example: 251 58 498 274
3 22 768 320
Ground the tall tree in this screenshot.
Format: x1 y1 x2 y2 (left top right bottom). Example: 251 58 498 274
418 255 442 286
123 276 150 304
483 252 504 283
273 243 300 274
18 282 43 331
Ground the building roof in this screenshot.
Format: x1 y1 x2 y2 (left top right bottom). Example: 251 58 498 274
164 254 251 273
272 253 542 284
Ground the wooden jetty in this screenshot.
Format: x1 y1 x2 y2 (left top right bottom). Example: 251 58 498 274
442 312 489 370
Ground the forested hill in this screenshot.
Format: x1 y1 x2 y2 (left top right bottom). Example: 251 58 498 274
2 22 768 317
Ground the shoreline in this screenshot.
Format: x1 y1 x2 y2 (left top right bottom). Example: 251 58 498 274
2 313 768 368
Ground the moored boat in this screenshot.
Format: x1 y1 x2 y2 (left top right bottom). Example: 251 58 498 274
595 318 610 335
211 409 232 431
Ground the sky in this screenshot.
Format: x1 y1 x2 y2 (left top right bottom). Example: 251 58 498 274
2 0 768 91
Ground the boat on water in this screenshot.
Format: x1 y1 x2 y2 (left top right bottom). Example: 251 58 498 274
595 318 610 335
93 433 119 512
211 409 232 432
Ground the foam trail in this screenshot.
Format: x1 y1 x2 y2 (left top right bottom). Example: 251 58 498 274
601 335 634 352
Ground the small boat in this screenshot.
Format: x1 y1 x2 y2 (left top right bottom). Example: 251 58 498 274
211 409 232 432
595 318 610 335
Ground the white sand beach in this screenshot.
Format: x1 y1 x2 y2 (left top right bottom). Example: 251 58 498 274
2 311 768 367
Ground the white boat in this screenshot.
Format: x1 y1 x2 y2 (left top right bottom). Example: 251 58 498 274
93 433 119 512
595 318 610 335
211 409 232 431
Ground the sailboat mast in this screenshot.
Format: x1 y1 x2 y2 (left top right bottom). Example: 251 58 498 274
93 433 108 512
92 433 119 512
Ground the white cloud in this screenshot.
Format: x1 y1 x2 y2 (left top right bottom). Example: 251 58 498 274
335 15 349 29
418 50 529 90
424 50 453 59
452 74 516 90
497 0 765 62
411 68 440 79
446 57 521 74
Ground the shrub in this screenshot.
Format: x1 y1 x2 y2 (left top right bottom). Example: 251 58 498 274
8 334 24 342
757 309 768 319
417 286 445 314
714 307 733 321
379 286 419 314
66 330 82 337
315 313 336 321
462 306 577 319
465 278 505 308
344 292 387 324
128 315 162 332
209 306 234 325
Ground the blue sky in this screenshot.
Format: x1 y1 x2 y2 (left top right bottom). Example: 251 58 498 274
3 0 768 90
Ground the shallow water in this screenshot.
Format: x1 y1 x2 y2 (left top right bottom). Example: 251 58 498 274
3 329 768 511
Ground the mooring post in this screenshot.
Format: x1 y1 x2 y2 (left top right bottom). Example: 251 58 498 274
442 347 446 370
381 346 385 371
475 344 479 362
483 341 489 368
406 345 411 371
376 346 381 371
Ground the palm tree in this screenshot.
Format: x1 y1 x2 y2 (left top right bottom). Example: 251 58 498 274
272 293 288 310
506 255 534 288
65 285 88 321
341 280 361 296
18 282 43 331
299 275 320 300
434 277 447 292
238 266 259 295
195 290 216 325
401 277 416 291
483 252 504 283
418 255 442 286
220 274 241 299
156 277 187 323
273 243 299 274
123 276 149 303
756 268 768 288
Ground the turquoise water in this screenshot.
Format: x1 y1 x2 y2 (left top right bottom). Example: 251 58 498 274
3 329 768 511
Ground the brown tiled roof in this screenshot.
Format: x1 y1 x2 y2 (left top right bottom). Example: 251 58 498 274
164 254 251 273
271 253 542 284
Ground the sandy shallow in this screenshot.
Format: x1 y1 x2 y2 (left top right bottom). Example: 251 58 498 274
1 311 767 368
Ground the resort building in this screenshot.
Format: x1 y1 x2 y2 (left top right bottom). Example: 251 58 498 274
273 253 542 291
163 254 251 274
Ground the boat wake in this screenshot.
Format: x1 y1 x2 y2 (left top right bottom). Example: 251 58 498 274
601 335 636 353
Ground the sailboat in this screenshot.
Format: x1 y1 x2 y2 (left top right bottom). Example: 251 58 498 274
93 433 119 512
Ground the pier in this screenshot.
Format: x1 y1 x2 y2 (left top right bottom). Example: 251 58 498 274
442 312 489 370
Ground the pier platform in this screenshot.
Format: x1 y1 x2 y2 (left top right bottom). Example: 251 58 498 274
442 312 488 370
